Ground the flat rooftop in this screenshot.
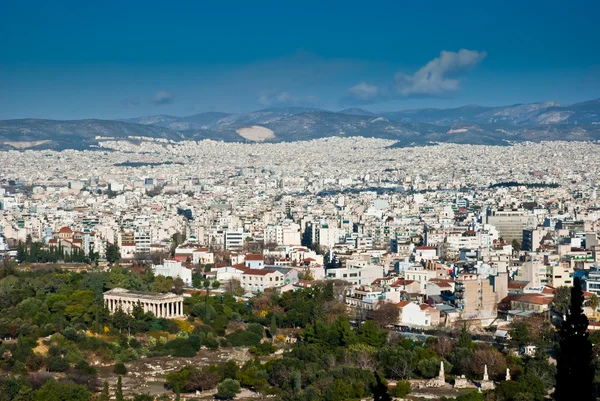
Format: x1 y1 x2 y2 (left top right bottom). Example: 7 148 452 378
104 288 182 300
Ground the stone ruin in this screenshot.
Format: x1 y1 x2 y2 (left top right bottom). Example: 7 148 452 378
479 364 495 391
424 361 447 388
454 375 470 388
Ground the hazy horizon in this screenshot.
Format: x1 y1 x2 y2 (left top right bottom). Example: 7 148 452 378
2 0 599 120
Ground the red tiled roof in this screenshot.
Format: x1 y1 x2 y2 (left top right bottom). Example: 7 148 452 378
243 268 278 276
390 279 415 287
511 294 553 305
431 281 452 288
245 254 264 261
59 227 73 233
397 301 411 308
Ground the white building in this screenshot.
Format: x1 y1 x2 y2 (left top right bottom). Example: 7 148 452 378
241 268 285 292
326 262 382 286
152 259 193 285
225 229 245 250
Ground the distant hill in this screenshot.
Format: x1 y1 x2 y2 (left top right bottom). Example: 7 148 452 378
1 98 600 150
122 112 232 131
380 99 600 125
0 119 181 150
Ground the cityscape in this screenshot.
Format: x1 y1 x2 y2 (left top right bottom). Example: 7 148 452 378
2 1 600 401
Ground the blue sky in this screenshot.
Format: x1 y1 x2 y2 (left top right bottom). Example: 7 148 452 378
1 0 599 120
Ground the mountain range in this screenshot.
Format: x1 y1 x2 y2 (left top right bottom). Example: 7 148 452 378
1 99 599 150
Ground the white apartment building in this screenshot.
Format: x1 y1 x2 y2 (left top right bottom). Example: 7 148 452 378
152 259 193 285
241 268 285 292
225 229 246 250
326 262 383 286
135 230 151 255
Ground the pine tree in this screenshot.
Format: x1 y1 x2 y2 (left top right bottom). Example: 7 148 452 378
115 376 124 401
100 381 110 401
554 277 595 401
16 242 27 263
457 324 474 350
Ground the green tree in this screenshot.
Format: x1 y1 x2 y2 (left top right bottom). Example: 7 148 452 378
100 381 110 401
389 380 411 398
358 320 387 347
588 294 599 318
551 286 571 317
371 371 392 401
270 315 277 337
554 277 595 401
106 244 121 264
115 376 124 401
511 239 522 252
457 324 474 350
510 321 531 348
173 277 185 294
33 380 91 401
65 290 96 322
152 275 173 293
217 379 241 400
377 346 414 379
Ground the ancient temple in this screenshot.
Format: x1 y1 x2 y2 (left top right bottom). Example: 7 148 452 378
104 288 184 319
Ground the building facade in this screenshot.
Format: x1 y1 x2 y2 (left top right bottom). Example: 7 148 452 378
104 288 184 318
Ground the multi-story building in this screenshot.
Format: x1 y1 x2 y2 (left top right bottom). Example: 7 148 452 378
455 273 497 321
240 268 285 292
487 209 535 243
522 227 548 252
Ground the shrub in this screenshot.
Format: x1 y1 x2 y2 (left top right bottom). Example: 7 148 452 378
113 362 127 375
216 379 240 400
249 341 276 356
226 330 262 347
389 380 411 398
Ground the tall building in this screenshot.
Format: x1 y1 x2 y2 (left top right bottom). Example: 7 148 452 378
522 227 548 252
487 209 535 243
455 273 497 320
225 229 245 250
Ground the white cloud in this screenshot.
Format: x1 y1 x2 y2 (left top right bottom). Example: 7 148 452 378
348 82 380 101
152 90 174 105
257 91 318 106
394 49 486 96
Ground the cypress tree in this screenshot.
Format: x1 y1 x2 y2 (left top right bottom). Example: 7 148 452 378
270 314 277 337
115 376 124 401
100 380 110 401
372 371 392 401
554 277 595 401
